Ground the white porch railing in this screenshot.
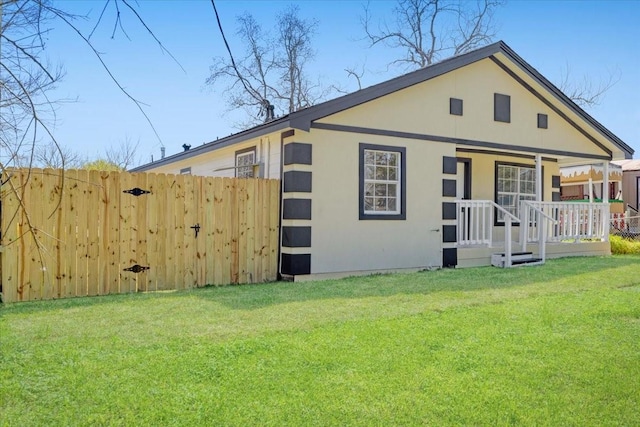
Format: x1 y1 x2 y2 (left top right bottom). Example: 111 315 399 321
521 201 610 244
455 200 519 266
455 200 609 267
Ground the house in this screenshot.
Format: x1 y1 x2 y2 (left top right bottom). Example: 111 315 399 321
559 162 624 214
131 41 633 279
611 159 640 213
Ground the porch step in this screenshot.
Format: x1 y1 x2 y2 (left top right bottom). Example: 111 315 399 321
491 252 544 268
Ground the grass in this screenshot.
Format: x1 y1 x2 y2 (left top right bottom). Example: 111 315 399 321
1 255 639 426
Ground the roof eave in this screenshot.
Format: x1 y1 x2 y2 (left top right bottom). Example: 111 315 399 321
130 116 290 172
496 43 633 159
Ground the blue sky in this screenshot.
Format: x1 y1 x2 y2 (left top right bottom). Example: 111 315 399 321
44 0 639 165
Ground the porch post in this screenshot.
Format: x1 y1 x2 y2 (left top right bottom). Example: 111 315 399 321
602 162 610 203
535 154 542 202
602 161 610 243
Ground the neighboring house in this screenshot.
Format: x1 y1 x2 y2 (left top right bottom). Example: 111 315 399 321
559 163 624 214
611 159 640 213
131 41 633 279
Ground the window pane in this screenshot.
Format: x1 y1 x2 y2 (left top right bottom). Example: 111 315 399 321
365 165 375 180
387 183 397 198
365 183 374 196
375 198 387 211
388 198 397 211
364 197 374 211
375 184 387 196
375 152 387 165
388 153 398 166
388 167 397 181
364 150 375 165
375 167 388 180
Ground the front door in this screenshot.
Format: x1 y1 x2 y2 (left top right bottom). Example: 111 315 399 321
456 159 471 200
456 159 471 241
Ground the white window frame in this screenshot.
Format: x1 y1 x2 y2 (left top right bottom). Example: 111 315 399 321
496 163 537 223
363 149 401 215
235 149 256 178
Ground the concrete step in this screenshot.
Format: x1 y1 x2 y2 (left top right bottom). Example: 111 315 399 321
511 257 543 266
491 252 543 268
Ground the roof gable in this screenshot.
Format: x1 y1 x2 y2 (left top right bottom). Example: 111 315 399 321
289 41 632 159
132 41 632 172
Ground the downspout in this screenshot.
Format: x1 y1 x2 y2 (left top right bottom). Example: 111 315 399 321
276 131 287 280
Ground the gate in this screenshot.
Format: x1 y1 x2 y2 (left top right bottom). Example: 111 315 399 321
0 169 280 303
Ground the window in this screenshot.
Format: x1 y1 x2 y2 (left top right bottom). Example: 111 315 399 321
235 148 256 178
359 143 406 220
496 163 536 222
179 167 191 175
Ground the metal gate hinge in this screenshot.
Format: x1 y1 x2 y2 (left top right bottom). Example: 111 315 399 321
124 264 150 273
123 187 151 196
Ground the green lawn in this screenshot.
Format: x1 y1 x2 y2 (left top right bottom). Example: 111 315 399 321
1 256 639 426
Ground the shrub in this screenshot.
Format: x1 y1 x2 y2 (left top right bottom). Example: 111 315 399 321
610 234 640 254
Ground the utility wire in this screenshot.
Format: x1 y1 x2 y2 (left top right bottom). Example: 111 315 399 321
210 0 257 100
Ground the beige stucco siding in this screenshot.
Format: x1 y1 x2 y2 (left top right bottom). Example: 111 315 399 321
316 58 609 159
142 133 282 179
304 128 454 274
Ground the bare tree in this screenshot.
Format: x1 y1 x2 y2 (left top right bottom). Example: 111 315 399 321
558 64 621 109
1 0 176 174
33 142 85 169
105 137 140 170
363 0 504 71
0 0 67 169
207 4 329 127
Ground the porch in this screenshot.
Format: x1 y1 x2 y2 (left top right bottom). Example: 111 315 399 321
454 200 611 268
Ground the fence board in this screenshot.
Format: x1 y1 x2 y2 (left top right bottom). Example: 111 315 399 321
1 172 21 302
0 169 280 303
145 172 158 292
196 177 207 287
75 170 89 297
107 171 121 295
134 172 149 292
213 178 225 285
155 174 169 291
183 175 196 289
41 169 59 300
86 170 101 296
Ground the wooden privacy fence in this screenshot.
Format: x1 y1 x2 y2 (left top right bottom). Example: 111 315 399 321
0 169 280 303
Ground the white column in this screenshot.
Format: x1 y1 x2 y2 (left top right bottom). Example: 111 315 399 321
535 154 542 201
602 162 609 203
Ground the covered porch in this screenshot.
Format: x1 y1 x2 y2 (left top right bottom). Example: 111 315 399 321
450 150 614 268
